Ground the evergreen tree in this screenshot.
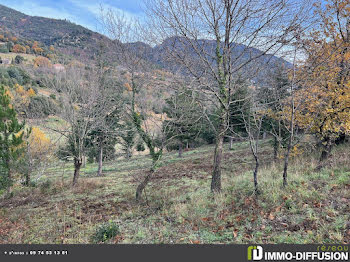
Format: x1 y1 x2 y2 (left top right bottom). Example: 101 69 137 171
163 88 203 157
261 66 290 161
228 78 252 146
87 106 121 175
0 85 25 191
119 120 136 159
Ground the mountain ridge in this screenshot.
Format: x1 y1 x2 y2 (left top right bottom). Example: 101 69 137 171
0 4 291 83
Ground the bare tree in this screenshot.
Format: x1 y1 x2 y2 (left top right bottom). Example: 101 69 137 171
44 66 118 185
100 8 160 201
281 51 298 187
227 77 266 194
244 98 265 194
146 0 311 193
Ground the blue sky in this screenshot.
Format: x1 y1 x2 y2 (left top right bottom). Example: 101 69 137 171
0 0 144 32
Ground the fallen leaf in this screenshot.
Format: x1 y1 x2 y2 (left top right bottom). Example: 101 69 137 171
233 229 238 238
235 215 243 222
268 213 275 220
313 202 322 208
275 205 282 212
217 226 224 231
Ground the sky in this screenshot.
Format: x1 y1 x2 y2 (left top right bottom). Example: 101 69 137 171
0 0 144 33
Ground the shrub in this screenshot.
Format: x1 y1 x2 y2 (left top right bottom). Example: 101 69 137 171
7 67 23 84
136 142 145 152
13 44 26 53
39 180 52 194
49 94 56 100
0 45 9 53
27 96 57 118
14 55 24 64
6 67 31 85
91 221 120 243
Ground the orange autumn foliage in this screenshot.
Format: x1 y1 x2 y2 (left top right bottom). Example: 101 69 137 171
292 0 350 144
27 127 53 157
12 44 26 53
34 56 51 68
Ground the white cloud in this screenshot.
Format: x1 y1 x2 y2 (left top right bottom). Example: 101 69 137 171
1 0 100 31
68 0 135 18
5 2 74 21
66 0 140 36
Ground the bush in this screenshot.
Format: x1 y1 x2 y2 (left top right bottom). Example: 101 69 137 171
0 45 9 53
136 142 145 152
91 221 120 243
15 55 24 64
49 94 56 100
6 67 31 85
0 166 10 191
39 180 52 194
20 179 37 187
7 67 23 84
27 96 58 118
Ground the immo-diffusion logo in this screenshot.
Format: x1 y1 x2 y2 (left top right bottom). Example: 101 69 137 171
247 245 349 261
247 246 263 261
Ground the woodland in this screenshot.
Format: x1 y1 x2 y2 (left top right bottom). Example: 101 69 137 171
0 0 349 244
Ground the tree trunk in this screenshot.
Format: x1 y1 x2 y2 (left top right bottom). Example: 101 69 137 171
282 142 292 187
178 142 183 158
25 172 30 186
126 145 132 159
136 170 154 202
211 124 225 193
316 141 333 171
5 146 11 194
273 136 279 162
73 157 82 186
82 156 86 168
229 137 233 150
6 163 11 195
253 156 259 194
97 143 103 177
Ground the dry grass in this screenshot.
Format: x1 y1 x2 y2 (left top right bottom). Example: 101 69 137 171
0 141 349 244
72 179 105 194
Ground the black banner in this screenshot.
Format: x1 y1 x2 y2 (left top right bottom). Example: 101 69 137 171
0 244 349 262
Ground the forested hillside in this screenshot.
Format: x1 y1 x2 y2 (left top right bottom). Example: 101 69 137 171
0 0 349 245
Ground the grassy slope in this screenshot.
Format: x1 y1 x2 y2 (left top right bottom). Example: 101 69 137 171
0 141 349 244
0 53 37 64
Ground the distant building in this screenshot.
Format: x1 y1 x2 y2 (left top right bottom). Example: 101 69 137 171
53 63 65 71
